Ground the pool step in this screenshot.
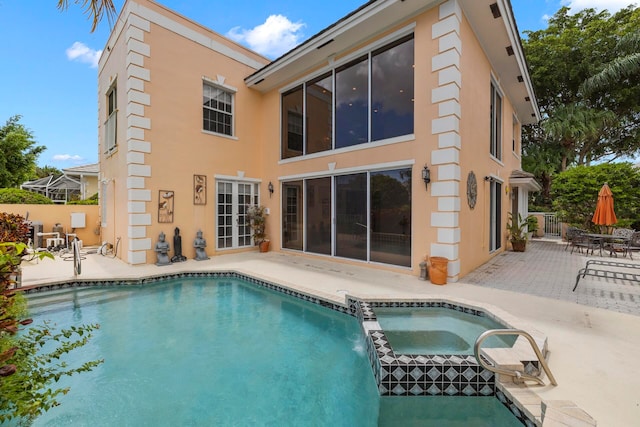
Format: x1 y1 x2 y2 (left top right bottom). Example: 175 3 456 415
26 288 133 316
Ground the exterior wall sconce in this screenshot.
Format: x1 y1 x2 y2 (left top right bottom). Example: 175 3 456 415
268 181 274 198
422 166 431 190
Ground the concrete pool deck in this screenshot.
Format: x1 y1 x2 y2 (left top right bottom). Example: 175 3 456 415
18 239 640 426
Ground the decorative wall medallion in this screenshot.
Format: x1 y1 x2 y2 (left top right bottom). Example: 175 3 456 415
467 171 477 209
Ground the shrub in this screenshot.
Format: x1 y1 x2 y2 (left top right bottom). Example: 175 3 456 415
0 242 102 424
551 163 640 231
67 199 98 205
0 189 53 205
0 213 30 244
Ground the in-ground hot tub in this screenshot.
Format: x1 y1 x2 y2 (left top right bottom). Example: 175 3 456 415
351 298 547 426
373 306 516 355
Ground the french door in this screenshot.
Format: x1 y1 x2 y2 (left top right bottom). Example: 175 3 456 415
216 180 259 249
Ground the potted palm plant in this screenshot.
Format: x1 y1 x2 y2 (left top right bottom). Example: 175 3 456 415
247 205 270 252
526 215 539 239
506 212 528 252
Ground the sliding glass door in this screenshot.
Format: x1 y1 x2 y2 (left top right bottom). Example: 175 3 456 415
306 177 332 255
281 167 411 267
370 169 411 266
335 173 367 260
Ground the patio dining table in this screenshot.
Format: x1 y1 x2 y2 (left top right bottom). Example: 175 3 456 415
583 233 630 257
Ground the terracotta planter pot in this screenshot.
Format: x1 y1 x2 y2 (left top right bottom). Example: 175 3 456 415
428 256 448 285
511 240 526 252
259 241 270 252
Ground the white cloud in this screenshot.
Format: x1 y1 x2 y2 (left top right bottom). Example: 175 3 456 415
66 42 102 68
562 0 637 13
226 15 305 58
53 154 84 162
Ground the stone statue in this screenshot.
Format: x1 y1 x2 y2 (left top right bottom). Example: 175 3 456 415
194 229 209 261
171 227 187 263
155 231 171 266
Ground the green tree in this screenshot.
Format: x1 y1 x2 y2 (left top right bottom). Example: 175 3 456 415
550 162 640 230
56 0 116 32
0 116 46 189
521 6 640 208
582 32 640 94
542 102 615 169
34 166 62 179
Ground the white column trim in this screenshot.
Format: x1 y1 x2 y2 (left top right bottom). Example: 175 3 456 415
430 0 462 281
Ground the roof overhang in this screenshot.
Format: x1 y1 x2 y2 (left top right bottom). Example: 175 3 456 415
245 0 539 125
510 170 542 192
458 0 540 124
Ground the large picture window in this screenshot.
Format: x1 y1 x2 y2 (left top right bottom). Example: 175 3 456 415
281 86 303 158
335 57 369 149
203 83 233 136
371 35 414 141
306 73 333 154
280 33 414 159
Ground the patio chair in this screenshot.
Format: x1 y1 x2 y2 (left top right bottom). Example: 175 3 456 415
624 231 640 259
606 228 635 257
570 232 601 256
564 227 583 251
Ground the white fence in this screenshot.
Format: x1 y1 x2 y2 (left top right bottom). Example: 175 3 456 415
530 212 561 237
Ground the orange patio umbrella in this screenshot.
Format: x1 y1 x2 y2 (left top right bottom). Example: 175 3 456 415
592 183 617 227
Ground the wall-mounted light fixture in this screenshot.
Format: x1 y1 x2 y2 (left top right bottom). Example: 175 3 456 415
422 166 431 190
268 181 274 198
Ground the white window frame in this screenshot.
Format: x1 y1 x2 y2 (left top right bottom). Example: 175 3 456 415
202 79 236 138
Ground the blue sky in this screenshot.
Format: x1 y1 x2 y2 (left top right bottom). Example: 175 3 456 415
0 0 634 169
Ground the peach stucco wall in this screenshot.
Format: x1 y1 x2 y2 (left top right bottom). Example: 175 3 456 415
0 204 101 247
98 0 270 263
97 0 533 279
456 12 521 277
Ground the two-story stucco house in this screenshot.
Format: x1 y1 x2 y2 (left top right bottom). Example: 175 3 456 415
98 0 541 281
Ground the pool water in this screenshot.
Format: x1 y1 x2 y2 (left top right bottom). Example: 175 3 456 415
373 307 516 355
25 277 522 426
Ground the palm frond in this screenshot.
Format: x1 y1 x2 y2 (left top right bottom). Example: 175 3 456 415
57 0 116 33
583 53 640 94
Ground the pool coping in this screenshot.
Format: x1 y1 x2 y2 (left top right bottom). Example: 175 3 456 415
19 269 544 426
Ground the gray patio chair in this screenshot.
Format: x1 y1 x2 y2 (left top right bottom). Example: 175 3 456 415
565 227 583 251
606 228 635 257
624 231 640 259
570 231 601 255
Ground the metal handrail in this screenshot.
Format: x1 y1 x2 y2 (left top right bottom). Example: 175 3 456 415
474 329 557 386
72 238 82 277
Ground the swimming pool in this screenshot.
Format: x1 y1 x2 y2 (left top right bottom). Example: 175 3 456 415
24 274 528 426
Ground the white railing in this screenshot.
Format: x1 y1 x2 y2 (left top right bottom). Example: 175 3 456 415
530 212 561 237
543 213 561 237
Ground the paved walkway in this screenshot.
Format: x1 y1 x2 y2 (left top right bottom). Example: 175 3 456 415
464 239 640 316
